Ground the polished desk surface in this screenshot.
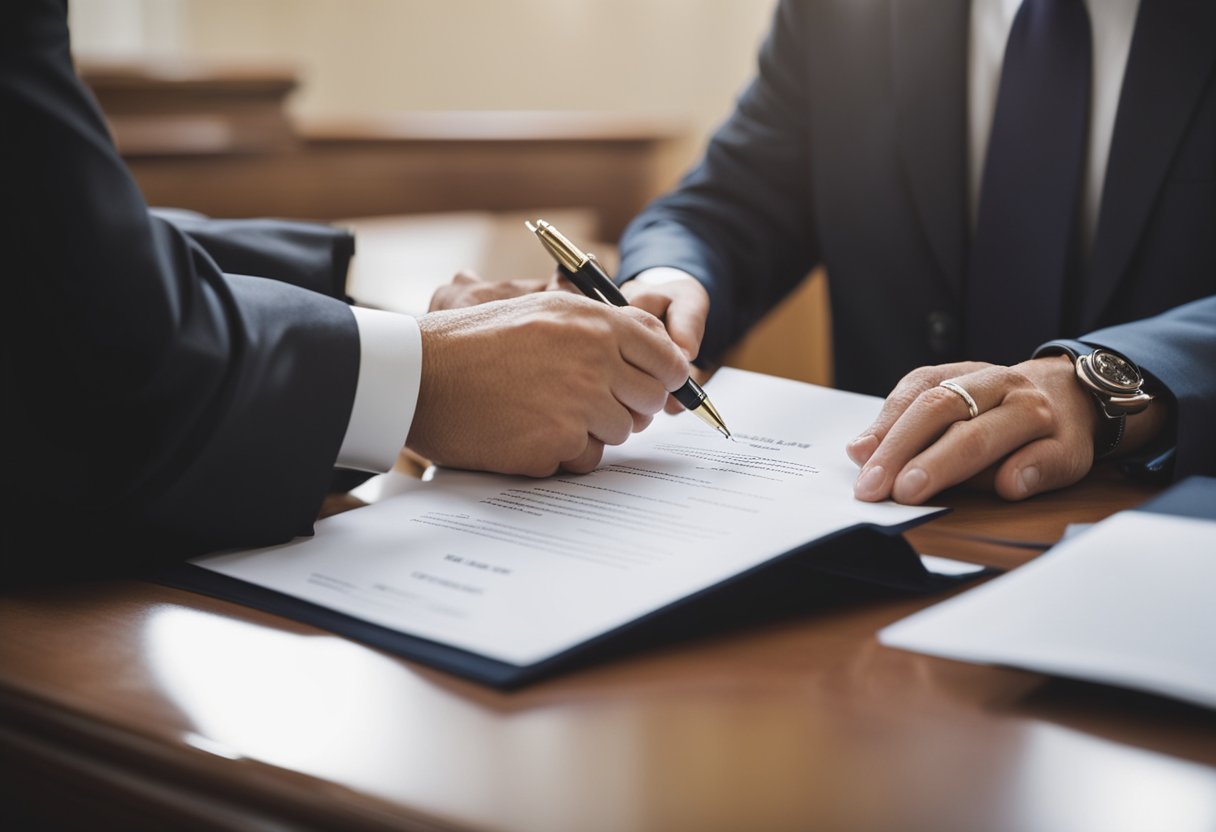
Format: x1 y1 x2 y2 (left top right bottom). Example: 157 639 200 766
2 467 1214 832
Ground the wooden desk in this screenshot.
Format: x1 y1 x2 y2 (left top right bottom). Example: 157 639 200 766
2 468 1213 831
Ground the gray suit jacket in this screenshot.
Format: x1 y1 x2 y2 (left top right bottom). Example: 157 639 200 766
619 0 1216 480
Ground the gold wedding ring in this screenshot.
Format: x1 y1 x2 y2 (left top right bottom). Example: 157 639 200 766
938 379 979 419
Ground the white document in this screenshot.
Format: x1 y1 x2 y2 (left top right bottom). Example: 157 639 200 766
195 368 942 667
881 510 1216 710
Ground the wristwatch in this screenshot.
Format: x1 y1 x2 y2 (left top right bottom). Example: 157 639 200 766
1035 344 1153 458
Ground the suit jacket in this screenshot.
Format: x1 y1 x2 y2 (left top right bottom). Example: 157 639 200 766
2 0 362 580
618 0 1216 480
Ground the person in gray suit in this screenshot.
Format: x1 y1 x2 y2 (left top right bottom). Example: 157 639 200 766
611 0 1215 505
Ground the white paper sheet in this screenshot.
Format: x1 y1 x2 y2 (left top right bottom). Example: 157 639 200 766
195 368 942 667
881 510 1216 710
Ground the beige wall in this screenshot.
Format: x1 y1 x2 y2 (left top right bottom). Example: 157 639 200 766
70 0 777 187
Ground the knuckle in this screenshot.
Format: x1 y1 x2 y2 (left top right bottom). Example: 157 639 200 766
646 379 671 413
553 430 590 462
904 365 943 390
1005 388 1056 432
945 421 989 459
665 355 689 390
624 306 665 333
919 384 966 416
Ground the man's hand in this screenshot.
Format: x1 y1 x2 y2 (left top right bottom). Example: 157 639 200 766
409 292 689 477
428 269 558 312
846 356 1104 504
621 271 710 413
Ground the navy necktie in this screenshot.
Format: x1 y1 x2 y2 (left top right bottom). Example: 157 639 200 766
966 0 1092 365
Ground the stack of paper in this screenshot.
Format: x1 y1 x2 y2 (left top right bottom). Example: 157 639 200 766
880 485 1216 710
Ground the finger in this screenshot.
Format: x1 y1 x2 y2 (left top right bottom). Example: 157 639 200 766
847 361 992 466
428 275 547 312
632 411 655 433
561 437 605 475
662 288 708 362
992 435 1092 501
609 364 672 427
623 281 708 361
614 308 690 393
885 396 1055 504
853 367 1024 501
584 397 636 448
621 284 672 321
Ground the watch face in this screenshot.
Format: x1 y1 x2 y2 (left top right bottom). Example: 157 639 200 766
1074 350 1152 415
1092 350 1141 389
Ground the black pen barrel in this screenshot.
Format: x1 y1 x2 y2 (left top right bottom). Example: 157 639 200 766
583 258 630 306
557 264 603 301
672 378 708 411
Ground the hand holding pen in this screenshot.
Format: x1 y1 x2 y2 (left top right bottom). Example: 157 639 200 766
526 219 731 439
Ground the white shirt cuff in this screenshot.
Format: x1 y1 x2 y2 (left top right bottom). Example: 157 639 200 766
631 266 698 286
336 306 422 473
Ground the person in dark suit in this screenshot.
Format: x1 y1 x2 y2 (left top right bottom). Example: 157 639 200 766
611 0 1216 505
1 0 689 580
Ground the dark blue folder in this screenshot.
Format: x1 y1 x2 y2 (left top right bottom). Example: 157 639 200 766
157 508 996 689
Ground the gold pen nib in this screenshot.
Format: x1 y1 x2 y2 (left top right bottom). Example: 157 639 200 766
691 399 731 440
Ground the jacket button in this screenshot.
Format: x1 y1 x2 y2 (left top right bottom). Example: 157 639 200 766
926 311 959 356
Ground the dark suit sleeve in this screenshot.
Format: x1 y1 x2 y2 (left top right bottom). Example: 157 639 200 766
1080 296 1216 480
1 0 361 577
616 0 820 364
149 208 357 302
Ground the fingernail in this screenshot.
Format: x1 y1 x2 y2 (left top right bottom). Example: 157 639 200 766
854 465 886 500
1018 465 1041 496
847 434 878 463
896 467 928 502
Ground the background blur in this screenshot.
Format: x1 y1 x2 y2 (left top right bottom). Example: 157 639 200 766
68 0 830 384
69 0 774 182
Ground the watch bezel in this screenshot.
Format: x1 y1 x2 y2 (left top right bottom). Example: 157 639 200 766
1074 350 1153 417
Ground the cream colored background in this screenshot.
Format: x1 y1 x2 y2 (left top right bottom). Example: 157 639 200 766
69 0 777 187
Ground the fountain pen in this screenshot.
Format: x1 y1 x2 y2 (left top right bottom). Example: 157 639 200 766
525 219 731 439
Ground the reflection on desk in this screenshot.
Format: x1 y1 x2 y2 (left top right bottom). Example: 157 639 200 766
2 467 1214 832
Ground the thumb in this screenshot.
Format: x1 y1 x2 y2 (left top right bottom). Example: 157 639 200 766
994 436 1092 501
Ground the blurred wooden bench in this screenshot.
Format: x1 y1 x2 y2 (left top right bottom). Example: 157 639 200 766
81 59 683 243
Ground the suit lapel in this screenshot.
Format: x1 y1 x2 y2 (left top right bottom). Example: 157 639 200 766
1084 0 1216 328
891 0 970 298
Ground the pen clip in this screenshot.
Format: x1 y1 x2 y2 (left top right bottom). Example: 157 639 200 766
525 219 587 272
